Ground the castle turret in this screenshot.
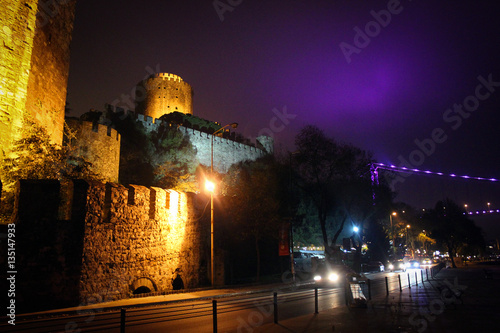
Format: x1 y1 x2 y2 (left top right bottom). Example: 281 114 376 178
256 135 274 155
65 119 121 183
135 73 193 119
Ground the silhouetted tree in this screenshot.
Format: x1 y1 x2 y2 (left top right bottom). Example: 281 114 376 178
292 125 374 259
222 156 283 282
425 199 485 268
0 119 101 222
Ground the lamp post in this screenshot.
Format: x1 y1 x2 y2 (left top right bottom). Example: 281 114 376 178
390 212 397 256
352 226 361 273
406 224 411 251
207 122 238 286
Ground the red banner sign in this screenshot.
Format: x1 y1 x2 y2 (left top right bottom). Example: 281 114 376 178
279 222 290 256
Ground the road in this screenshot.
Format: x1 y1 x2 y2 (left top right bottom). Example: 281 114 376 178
2 267 434 332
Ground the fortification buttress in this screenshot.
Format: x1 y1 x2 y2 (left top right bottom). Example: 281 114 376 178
135 73 193 119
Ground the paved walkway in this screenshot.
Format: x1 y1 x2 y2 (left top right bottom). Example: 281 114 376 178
13 263 500 332
254 263 500 332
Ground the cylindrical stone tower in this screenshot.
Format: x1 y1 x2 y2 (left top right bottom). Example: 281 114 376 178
135 73 193 119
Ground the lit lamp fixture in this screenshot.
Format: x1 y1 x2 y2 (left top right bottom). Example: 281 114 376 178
205 180 215 193
209 122 238 286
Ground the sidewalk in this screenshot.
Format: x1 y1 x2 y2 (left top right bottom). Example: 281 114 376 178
253 263 500 332
13 263 500 332
20 280 315 318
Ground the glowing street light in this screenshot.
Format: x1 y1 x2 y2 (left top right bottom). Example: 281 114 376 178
209 122 238 286
353 226 359 233
205 180 215 193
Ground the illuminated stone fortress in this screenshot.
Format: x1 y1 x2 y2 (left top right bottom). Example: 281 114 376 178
0 0 273 312
133 72 273 173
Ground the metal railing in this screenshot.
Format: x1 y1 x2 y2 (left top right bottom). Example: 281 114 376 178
2 264 445 333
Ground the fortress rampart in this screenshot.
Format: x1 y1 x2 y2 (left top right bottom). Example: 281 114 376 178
65 118 121 182
8 179 213 312
134 113 273 173
135 72 194 119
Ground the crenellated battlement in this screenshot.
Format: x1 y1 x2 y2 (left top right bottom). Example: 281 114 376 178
71 119 121 141
12 179 210 309
65 118 121 182
134 113 267 151
136 72 194 118
151 72 184 82
104 109 272 173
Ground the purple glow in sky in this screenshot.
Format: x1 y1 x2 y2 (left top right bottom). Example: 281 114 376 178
66 0 500 237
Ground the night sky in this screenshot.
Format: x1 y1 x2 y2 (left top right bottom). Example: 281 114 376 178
66 0 500 239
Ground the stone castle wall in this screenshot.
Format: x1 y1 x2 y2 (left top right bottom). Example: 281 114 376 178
9 179 213 312
135 113 273 173
79 182 211 304
65 119 121 183
135 73 194 119
24 0 76 146
0 0 39 156
179 126 271 173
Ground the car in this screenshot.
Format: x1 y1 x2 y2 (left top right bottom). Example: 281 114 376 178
313 263 353 286
421 258 432 266
406 260 421 269
387 259 406 272
293 252 313 272
361 261 385 272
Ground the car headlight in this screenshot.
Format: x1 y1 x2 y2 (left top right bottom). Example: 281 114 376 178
399 263 405 269
328 273 339 282
314 275 322 281
388 264 394 270
413 262 420 268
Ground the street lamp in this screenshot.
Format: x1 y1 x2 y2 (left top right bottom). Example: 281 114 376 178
406 224 411 250
208 122 238 286
390 212 397 255
205 180 215 193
